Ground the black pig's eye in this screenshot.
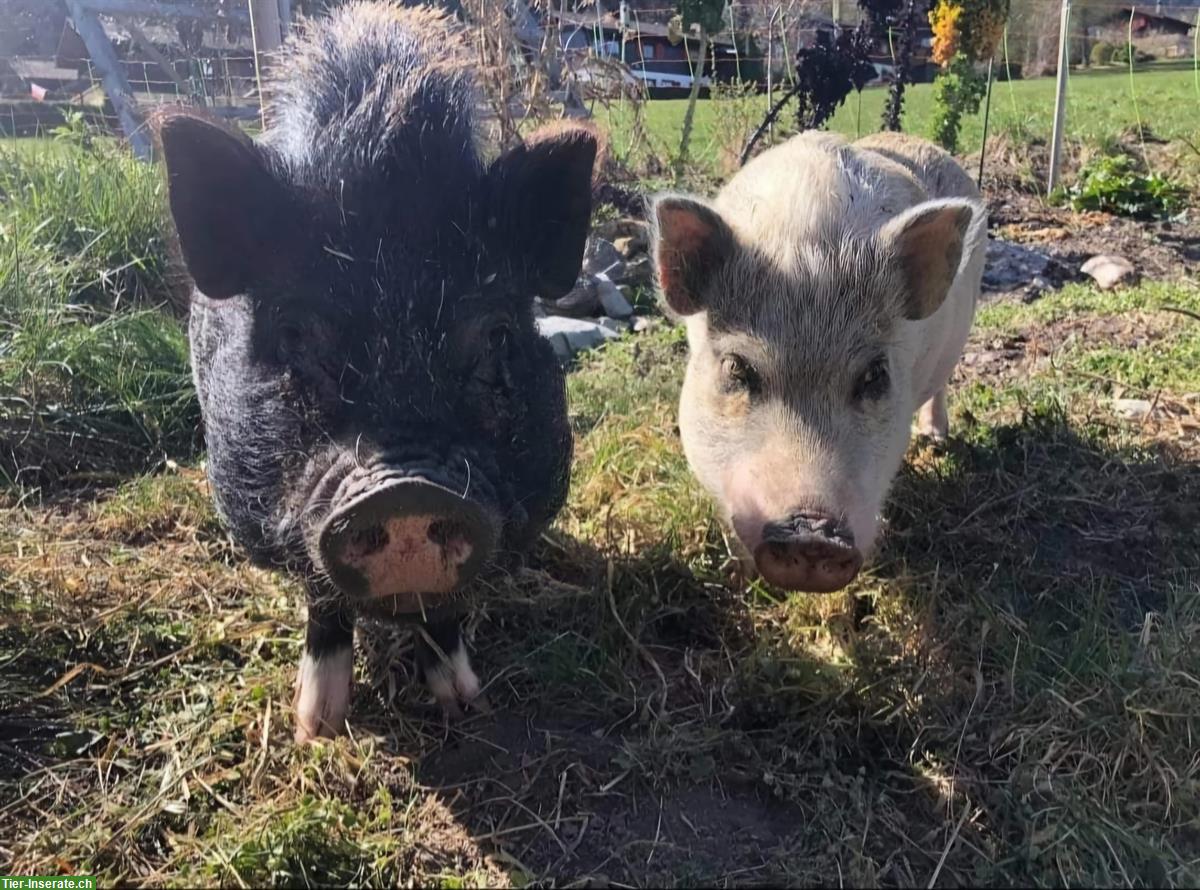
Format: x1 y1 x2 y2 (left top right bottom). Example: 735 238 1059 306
275 322 305 362
853 356 889 402
721 354 760 394
487 323 510 354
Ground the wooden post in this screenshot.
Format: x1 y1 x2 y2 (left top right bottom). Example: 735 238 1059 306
66 0 151 159
248 0 283 127
1047 0 1071 193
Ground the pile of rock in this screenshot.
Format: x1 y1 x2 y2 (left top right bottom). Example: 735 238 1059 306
536 218 658 362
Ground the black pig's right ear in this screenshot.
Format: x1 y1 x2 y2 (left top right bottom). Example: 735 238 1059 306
486 123 598 300
155 112 290 299
651 196 735 317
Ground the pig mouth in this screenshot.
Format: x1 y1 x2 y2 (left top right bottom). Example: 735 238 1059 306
311 460 500 612
735 510 865 593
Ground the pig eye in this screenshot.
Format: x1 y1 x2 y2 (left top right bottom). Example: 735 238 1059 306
275 322 305 362
853 356 890 402
486 323 510 354
721 354 760 393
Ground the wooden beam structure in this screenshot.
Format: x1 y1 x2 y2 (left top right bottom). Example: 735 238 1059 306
126 21 195 98
66 0 152 159
77 0 250 25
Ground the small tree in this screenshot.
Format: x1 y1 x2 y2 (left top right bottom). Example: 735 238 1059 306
672 0 727 180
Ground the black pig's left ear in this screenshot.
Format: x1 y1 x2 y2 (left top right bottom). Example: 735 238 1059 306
154 109 295 300
486 124 599 300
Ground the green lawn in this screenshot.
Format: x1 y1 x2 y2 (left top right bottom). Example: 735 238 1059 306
597 63 1200 177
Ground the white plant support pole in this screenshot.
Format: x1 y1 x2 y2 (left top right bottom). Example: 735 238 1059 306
248 0 283 127
1047 0 1071 194
67 0 151 159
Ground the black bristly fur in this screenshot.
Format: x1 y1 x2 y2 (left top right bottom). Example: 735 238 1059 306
157 2 594 729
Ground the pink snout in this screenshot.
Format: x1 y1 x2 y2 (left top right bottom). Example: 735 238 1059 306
319 479 495 604
752 511 864 593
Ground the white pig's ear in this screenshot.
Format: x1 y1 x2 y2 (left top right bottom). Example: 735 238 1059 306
880 199 976 321
651 195 735 316
486 123 598 300
155 111 292 300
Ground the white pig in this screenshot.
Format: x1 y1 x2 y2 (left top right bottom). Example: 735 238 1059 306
651 131 987 592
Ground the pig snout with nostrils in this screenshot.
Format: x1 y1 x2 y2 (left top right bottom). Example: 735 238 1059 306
155 2 597 742
651 131 987 593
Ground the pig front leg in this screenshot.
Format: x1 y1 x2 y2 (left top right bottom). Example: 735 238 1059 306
416 616 486 719
293 594 356 743
916 388 949 440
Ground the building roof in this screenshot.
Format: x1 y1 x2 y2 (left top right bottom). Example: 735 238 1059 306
1100 7 1195 30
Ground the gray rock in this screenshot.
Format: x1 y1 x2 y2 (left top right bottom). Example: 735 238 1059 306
550 276 600 317
1081 254 1137 290
597 316 629 334
595 273 634 318
545 332 572 361
631 315 661 334
621 254 655 289
536 315 620 358
983 238 1051 292
582 238 626 280
1113 397 1153 421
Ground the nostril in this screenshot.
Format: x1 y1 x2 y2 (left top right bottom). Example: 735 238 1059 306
427 519 474 567
344 525 388 559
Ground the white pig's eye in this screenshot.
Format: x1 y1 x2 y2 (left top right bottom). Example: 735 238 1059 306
721 354 759 393
853 356 890 402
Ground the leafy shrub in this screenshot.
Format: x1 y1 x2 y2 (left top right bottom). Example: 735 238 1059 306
1112 44 1154 65
929 52 987 153
1062 154 1188 219
1089 41 1115 66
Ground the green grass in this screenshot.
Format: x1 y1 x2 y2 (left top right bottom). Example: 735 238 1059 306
599 64 1200 180
1 97 1199 887
0 134 196 490
976 279 1200 331
3 276 1198 885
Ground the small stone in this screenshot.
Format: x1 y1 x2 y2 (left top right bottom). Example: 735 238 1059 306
550 277 599 317
597 316 628 334
582 238 626 280
536 315 619 358
983 237 1051 292
545 332 571 361
1113 397 1153 421
595 274 633 318
631 316 660 333
1081 254 1137 290
622 254 655 288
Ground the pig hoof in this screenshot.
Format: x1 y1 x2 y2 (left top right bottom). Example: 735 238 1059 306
293 647 353 743
915 424 948 442
426 646 487 719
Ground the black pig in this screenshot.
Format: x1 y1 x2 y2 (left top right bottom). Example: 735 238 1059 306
156 2 596 741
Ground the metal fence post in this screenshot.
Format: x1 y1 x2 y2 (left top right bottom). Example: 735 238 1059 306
1047 0 1071 194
